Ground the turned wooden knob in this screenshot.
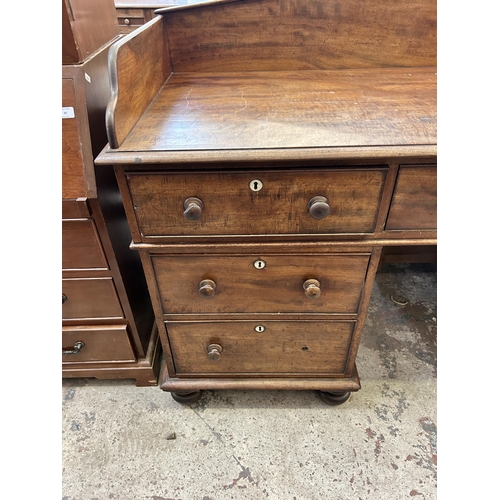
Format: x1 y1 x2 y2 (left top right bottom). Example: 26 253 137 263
207 343 223 361
199 279 216 298
303 279 321 298
183 197 204 220
308 196 330 219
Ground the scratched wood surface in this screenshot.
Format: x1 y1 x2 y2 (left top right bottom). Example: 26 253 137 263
126 168 386 237
118 68 436 152
151 253 370 314
163 0 437 72
167 320 354 375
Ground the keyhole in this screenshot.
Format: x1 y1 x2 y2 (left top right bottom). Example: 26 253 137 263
254 325 266 333
254 260 266 269
249 179 263 191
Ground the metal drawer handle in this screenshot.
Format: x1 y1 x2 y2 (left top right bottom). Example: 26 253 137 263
303 279 321 298
62 294 67 304
62 341 85 355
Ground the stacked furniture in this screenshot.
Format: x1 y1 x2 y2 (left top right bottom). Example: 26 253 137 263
62 0 161 386
96 0 437 403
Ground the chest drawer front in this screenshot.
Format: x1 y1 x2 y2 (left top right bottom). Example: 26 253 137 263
62 325 136 363
62 278 123 320
127 168 387 238
168 320 353 375
62 219 108 270
386 164 437 230
152 253 370 315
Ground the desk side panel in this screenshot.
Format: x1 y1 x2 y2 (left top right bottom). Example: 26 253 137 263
106 15 171 148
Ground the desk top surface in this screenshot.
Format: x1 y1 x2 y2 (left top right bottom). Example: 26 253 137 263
117 68 436 154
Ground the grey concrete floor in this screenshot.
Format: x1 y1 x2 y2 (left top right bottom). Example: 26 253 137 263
62 263 437 500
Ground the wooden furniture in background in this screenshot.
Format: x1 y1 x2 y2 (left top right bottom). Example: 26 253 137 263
62 0 161 386
96 0 437 403
114 0 212 33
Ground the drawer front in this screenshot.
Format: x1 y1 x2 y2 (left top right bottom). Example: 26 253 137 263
116 8 146 32
167 320 354 375
152 253 370 315
386 165 437 230
127 168 387 238
62 325 136 363
62 219 108 270
62 278 123 320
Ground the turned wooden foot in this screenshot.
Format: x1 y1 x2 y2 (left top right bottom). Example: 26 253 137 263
171 390 202 404
318 390 351 406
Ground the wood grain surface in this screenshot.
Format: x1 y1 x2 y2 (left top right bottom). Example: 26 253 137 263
151 253 370 314
118 68 436 152
386 164 437 230
163 0 437 72
167 320 354 375
126 168 386 237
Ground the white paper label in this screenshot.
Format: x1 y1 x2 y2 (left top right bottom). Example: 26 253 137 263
62 107 75 119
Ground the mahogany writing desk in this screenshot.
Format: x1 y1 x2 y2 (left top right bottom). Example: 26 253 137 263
96 0 437 405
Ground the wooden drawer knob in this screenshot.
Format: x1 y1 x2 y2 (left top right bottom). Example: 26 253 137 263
308 196 330 219
207 343 223 361
199 279 216 298
303 279 321 298
183 197 204 220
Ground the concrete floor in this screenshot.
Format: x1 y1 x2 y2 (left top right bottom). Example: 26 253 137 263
62 263 437 500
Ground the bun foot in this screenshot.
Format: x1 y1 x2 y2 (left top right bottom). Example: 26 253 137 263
318 390 351 406
171 390 202 404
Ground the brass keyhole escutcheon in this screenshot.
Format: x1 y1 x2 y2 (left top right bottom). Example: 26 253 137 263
207 343 223 361
303 279 321 298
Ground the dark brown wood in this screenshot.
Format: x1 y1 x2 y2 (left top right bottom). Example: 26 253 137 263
62 0 119 64
95 0 437 402
167 320 354 375
117 69 436 152
106 16 171 148
152 253 370 315
62 219 108 270
162 0 436 72
62 277 124 320
62 9 160 385
386 165 437 230
62 325 136 363
62 198 91 219
125 168 387 239
161 364 361 392
62 323 162 386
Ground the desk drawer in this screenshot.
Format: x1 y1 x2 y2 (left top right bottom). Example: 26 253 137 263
62 278 123 320
167 320 354 375
116 8 146 33
386 165 437 230
62 325 135 363
152 253 370 315
127 168 386 238
62 219 108 270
